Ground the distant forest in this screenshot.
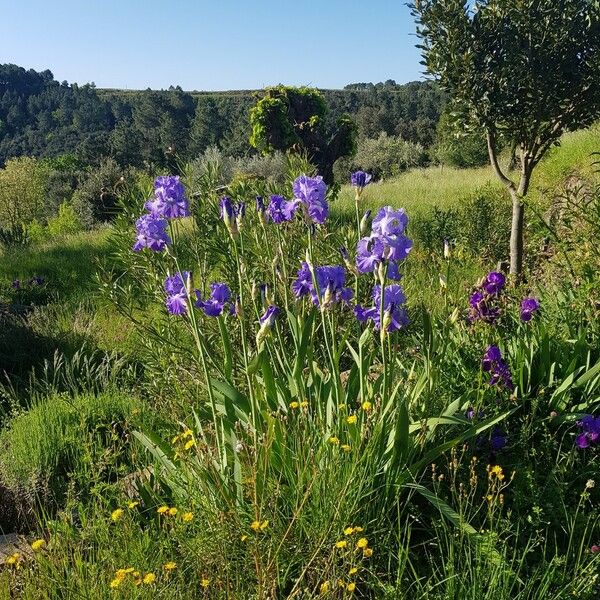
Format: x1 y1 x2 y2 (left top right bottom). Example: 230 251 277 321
0 64 445 169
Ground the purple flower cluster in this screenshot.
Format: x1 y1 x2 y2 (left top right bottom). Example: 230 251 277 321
134 214 171 252
575 415 600 449
293 175 328 224
145 176 190 219
195 282 232 317
355 284 409 332
351 171 372 190
134 175 190 252
520 297 540 322
11 276 45 289
482 346 513 390
292 263 353 307
468 272 506 323
356 206 413 280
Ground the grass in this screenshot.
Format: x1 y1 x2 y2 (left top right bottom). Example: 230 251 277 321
334 123 600 216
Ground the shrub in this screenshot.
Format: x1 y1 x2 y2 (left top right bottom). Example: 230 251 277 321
46 202 83 238
0 392 144 518
341 132 427 180
0 157 49 246
71 158 137 228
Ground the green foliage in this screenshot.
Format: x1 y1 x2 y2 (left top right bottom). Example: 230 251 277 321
46 202 83 238
337 131 428 180
0 156 49 245
0 392 143 514
249 85 357 182
433 107 489 168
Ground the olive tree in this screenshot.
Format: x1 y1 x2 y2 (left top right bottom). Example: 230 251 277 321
411 0 600 275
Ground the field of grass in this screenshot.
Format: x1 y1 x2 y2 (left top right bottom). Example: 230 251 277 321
0 126 599 598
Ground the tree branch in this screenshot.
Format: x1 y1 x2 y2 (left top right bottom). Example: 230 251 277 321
486 129 516 193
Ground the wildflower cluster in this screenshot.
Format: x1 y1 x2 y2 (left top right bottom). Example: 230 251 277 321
172 428 196 456
468 272 505 323
356 206 413 280
575 415 600 449
482 346 513 390
134 176 189 252
11 275 45 289
292 263 353 308
327 526 373 594
110 567 157 589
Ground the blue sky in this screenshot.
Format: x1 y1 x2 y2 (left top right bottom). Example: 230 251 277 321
1 0 424 90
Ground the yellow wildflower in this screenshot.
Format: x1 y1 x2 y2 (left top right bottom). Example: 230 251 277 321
356 538 368 549
354 526 364 532
250 520 261 531
157 505 169 514
335 540 348 549
182 429 193 438
110 577 123 589
346 415 357 425
300 401 309 408
348 567 358 575
182 511 194 522
329 436 340 445
111 508 124 522
260 520 269 530
489 465 505 480
171 434 180 444
289 401 300 409
347 582 356 592
363 547 373 558
241 534 248 542
201 578 210 588
142 573 156 585
361 401 372 411
319 581 331 594
164 561 177 571
6 552 20 566
344 526 355 535
341 444 351 452
168 507 178 516
31 539 45 551
184 439 195 451
127 501 139 509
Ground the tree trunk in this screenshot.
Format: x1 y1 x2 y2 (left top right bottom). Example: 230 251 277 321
508 188 524 276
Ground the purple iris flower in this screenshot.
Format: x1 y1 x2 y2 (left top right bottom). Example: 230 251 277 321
145 176 190 219
355 284 409 332
133 214 171 252
351 171 373 189
220 196 235 222
293 175 329 224
356 235 385 273
267 195 298 224
483 272 506 295
490 427 507 451
469 290 500 324
575 415 600 448
371 206 409 237
164 272 190 315
520 297 540 322
195 282 232 317
260 305 280 327
482 346 513 390
293 263 353 307
11 280 21 289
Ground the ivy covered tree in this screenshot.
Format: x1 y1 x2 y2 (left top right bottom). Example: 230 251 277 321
411 0 600 276
249 86 357 183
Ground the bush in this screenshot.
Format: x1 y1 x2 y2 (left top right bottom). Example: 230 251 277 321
411 184 511 261
71 158 138 228
0 157 49 246
0 392 144 517
338 132 427 181
46 202 83 238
